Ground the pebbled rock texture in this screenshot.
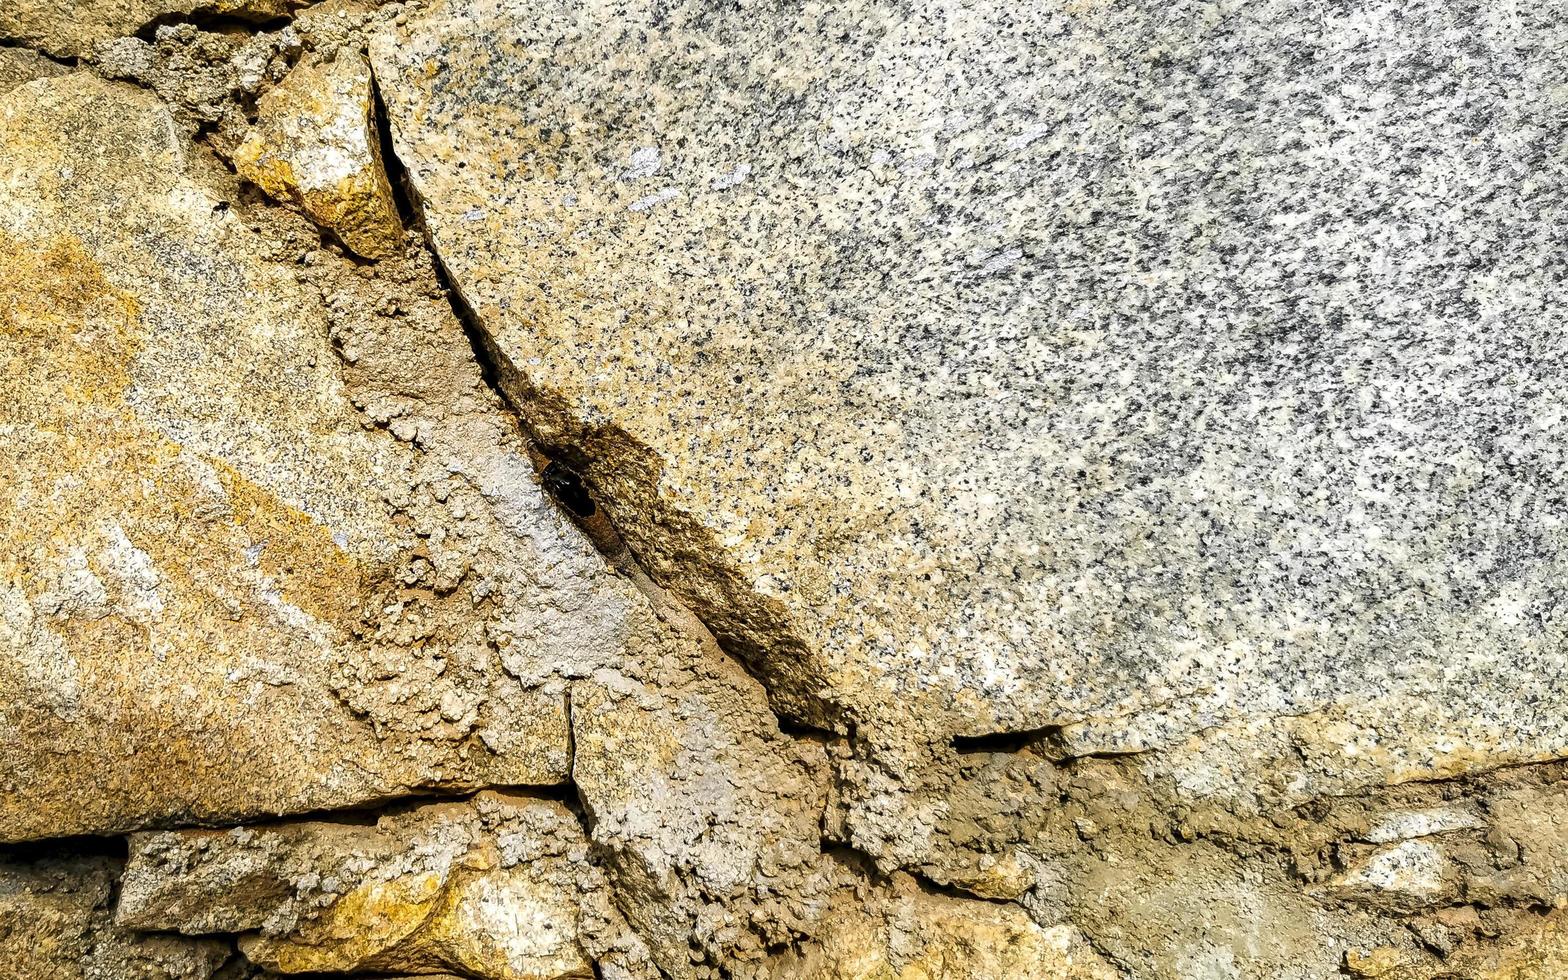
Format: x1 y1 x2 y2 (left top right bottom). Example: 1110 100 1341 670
0 852 235 980
0 0 311 59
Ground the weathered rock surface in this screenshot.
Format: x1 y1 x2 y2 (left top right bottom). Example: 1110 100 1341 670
6 0 1568 977
0 58 846 980
372 0 1568 808
0 71 600 839
569 605 837 975
120 793 603 979
0 852 234 979
232 50 402 259
312 214 832 977
740 876 1118 980
0 46 68 95
0 0 309 59
92 22 295 130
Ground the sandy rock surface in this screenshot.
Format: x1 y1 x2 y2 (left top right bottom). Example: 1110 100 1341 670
0 72 573 839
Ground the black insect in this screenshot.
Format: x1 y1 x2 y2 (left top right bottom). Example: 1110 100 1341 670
540 462 597 519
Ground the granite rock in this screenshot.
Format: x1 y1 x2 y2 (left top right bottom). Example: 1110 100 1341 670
1322 840 1457 913
8 0 1568 976
232 50 403 259
370 0 1568 893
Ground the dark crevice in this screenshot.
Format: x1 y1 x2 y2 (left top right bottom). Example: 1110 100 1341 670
374 73 510 419
0 36 80 68
952 724 1065 755
136 13 295 40
0 833 128 862
133 6 297 42
953 722 1150 763
562 684 598 839
818 842 884 882
368 63 843 755
171 783 580 838
370 74 419 228
541 461 599 519
0 783 583 870
563 686 579 790
778 716 840 743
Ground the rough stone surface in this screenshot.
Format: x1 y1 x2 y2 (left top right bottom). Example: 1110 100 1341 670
120 793 604 979
0 46 68 95
0 71 598 838
91 18 308 130
739 876 1118 980
0 852 234 980
5 0 1568 978
0 59 842 980
568 601 837 976
372 0 1568 807
0 0 308 59
232 50 403 259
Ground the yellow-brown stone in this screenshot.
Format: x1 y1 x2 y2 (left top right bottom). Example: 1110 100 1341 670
232 50 403 260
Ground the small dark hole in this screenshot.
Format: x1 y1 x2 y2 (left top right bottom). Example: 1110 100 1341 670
952 725 1062 754
541 462 596 519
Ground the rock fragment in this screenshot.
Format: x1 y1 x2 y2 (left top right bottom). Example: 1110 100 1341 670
1323 840 1457 913
0 852 233 980
120 793 601 979
232 50 403 260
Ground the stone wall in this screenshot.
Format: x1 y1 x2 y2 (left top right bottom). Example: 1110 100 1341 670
3 1 1567 977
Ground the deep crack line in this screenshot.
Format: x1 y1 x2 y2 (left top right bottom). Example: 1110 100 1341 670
370 64 841 747
0 36 80 68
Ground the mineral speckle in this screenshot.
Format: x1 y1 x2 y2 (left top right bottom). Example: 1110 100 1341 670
3 0 1568 977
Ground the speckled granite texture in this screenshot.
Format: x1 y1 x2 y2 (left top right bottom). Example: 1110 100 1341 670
373 0 1568 809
